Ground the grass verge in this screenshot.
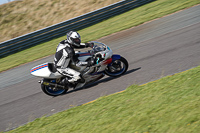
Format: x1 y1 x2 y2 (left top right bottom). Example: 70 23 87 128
6 65 200 133
0 0 200 72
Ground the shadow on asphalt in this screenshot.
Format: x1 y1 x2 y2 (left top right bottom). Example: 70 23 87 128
64 67 141 95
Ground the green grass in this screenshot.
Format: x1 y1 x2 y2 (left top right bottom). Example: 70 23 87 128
7 65 200 133
0 0 200 72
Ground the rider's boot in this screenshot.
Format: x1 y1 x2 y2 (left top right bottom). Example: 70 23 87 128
73 74 86 89
68 74 85 83
60 78 74 89
61 74 85 89
78 74 85 83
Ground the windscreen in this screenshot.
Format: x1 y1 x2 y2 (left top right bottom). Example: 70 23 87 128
92 42 107 52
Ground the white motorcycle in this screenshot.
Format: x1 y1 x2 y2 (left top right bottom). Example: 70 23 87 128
30 41 128 96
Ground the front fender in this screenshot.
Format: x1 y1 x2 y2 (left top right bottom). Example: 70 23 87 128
103 55 121 65
112 54 121 61
107 54 121 66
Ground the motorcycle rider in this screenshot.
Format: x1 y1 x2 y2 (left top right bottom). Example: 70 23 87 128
54 31 95 87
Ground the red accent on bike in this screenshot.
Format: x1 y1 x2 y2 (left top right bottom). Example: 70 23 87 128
103 58 112 65
79 53 91 56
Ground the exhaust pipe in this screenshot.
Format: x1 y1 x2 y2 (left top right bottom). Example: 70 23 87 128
38 80 65 89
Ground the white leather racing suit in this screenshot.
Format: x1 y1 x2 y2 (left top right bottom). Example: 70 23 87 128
54 40 92 83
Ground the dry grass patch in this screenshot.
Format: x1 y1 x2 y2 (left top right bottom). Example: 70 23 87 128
0 0 121 42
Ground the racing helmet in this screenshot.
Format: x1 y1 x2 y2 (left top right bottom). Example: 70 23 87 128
66 31 81 47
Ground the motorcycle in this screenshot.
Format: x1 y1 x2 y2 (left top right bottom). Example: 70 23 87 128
30 41 128 96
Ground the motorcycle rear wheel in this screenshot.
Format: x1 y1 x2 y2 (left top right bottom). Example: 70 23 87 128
41 79 67 96
105 56 128 77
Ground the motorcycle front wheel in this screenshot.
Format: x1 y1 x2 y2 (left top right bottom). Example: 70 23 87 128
105 56 128 77
41 79 67 96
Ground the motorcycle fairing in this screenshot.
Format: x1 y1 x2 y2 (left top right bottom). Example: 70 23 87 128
78 53 91 57
103 58 112 65
77 52 91 61
89 70 105 75
30 63 62 79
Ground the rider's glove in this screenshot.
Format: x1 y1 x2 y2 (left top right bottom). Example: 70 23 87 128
87 57 95 67
77 61 88 66
86 42 94 48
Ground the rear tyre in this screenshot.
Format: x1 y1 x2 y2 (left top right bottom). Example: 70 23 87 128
105 56 128 77
41 79 68 96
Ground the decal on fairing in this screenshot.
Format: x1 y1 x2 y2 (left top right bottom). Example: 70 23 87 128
30 64 48 73
79 53 91 57
103 58 112 65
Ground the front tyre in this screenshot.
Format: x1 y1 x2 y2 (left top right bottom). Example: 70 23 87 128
41 79 67 96
105 56 128 77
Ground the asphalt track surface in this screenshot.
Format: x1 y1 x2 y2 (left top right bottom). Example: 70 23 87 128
0 5 200 131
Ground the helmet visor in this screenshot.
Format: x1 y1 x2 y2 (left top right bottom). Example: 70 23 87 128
72 38 80 44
